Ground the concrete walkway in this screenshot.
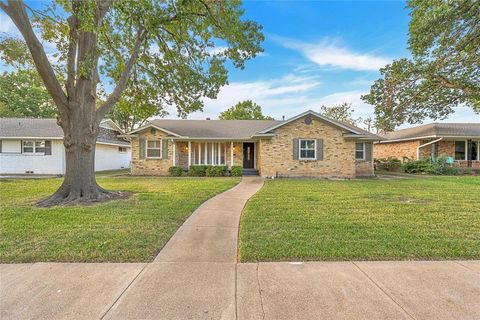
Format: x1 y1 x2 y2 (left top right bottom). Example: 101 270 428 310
1 177 480 319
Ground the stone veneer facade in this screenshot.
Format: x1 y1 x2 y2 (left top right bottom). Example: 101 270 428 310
374 140 421 161
130 116 374 177
257 116 373 178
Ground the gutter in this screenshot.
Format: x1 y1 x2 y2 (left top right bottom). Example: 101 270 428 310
417 137 443 160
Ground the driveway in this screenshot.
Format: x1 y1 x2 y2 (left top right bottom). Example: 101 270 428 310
1 177 479 319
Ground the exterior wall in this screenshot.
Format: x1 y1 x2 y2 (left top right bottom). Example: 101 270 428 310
374 140 421 161
0 139 64 174
355 160 373 177
437 140 455 157
258 116 363 178
175 141 189 169
95 143 131 171
131 129 173 175
1 139 131 174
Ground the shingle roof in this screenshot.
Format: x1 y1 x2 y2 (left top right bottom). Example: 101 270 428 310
0 118 130 146
131 111 382 140
145 119 282 138
381 123 480 141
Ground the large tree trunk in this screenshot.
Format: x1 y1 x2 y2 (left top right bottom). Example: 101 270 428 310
37 101 126 207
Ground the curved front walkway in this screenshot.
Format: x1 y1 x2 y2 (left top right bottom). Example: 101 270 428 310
103 176 265 319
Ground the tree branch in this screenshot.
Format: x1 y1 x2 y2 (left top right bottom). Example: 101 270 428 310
2 0 68 113
96 26 147 122
66 12 78 98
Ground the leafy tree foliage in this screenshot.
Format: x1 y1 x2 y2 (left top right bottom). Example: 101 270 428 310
0 69 56 118
219 100 273 120
319 102 359 125
0 0 263 206
362 0 480 131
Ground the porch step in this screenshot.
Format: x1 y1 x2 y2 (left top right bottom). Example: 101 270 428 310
242 169 259 176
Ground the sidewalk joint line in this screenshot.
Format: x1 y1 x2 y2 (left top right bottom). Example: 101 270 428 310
99 262 149 320
351 261 416 320
454 261 480 275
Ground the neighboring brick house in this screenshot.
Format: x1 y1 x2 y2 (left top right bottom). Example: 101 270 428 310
374 123 480 169
124 110 380 178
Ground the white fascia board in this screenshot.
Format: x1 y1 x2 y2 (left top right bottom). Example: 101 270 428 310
125 124 182 137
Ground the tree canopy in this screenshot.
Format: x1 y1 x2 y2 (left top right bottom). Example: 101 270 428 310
319 102 359 125
0 69 56 117
362 0 480 131
219 100 273 120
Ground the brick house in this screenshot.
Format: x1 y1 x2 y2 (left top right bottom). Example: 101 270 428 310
124 110 380 178
374 123 480 169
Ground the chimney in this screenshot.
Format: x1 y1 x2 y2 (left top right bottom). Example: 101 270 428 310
206 117 211 120
282 115 285 121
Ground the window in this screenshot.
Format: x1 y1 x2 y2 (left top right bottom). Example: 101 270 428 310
22 140 45 154
146 140 161 158
299 139 316 160
455 141 466 160
118 146 127 153
355 142 365 160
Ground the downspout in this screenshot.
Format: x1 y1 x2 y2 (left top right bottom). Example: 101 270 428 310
417 137 443 160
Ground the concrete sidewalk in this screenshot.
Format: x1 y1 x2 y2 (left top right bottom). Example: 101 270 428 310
1 177 479 319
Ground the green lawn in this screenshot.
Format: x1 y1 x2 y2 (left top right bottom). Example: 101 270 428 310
239 176 480 262
0 175 239 263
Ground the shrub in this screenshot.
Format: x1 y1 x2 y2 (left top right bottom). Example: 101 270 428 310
188 165 209 176
231 165 243 177
206 165 228 177
168 166 184 176
402 156 459 175
375 157 402 172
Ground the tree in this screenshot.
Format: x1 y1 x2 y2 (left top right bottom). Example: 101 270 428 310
319 102 359 125
0 0 263 206
0 69 56 118
107 80 166 133
362 0 480 131
219 100 273 120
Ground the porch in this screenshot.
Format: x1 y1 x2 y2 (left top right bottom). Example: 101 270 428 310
171 141 258 171
418 138 480 168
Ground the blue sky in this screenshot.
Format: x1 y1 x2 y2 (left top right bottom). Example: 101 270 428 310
194 0 480 125
1 1 479 126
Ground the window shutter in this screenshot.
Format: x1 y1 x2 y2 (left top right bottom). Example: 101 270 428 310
292 138 299 160
317 139 324 161
139 139 146 159
0 140 2 153
365 142 372 161
20 140 23 154
44 140 52 155
162 139 169 159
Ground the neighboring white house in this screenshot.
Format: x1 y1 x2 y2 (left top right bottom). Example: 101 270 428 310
0 118 131 175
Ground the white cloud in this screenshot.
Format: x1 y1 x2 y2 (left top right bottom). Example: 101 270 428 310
0 12 16 34
276 36 391 71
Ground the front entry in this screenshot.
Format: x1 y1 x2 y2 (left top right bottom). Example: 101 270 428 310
243 143 255 168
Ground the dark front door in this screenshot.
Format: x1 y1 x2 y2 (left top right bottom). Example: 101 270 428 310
243 143 255 168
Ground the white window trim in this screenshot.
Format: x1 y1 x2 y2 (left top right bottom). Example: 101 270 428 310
22 140 45 154
355 142 365 160
146 140 162 158
299 139 316 160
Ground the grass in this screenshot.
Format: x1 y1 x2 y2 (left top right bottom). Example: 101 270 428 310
0 175 239 263
239 176 480 262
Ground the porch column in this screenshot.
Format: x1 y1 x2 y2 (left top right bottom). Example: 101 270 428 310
172 141 176 166
188 141 191 167
230 141 234 167
218 143 221 165
204 142 208 164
